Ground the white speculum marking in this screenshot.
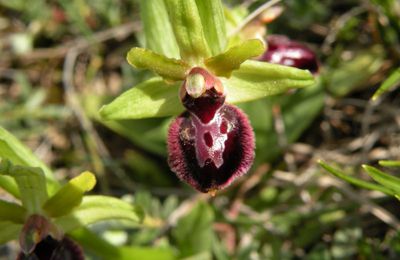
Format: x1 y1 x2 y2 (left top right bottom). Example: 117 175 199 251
190 109 228 169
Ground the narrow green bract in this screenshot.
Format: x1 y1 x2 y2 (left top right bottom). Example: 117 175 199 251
319 161 396 196
372 68 400 100
140 0 180 58
195 0 227 56
363 165 400 195
164 0 211 63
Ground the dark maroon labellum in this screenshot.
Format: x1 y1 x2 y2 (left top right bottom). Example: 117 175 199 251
17 236 84 260
260 34 319 74
168 68 255 193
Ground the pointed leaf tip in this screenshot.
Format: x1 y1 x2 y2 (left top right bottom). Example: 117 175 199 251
363 165 400 195
319 161 395 196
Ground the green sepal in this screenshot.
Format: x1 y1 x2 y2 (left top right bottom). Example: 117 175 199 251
362 165 400 195
127 47 189 81
43 171 96 218
164 0 211 63
225 60 315 104
0 200 26 223
99 77 183 120
55 195 144 233
140 0 180 58
195 0 227 56
1 162 48 215
205 39 265 77
319 161 395 196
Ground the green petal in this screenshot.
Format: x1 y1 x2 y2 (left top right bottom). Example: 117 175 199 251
0 200 26 223
55 195 143 233
1 162 48 215
140 0 180 58
164 0 211 63
195 0 227 56
99 77 183 120
205 39 265 77
0 221 21 245
127 47 189 81
43 171 96 218
363 165 400 195
372 68 400 100
225 60 315 104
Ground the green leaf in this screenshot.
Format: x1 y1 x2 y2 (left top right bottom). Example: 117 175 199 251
0 127 58 196
0 174 20 198
172 202 214 258
1 164 48 214
379 160 400 168
372 68 400 100
140 0 180 59
363 165 400 195
164 0 211 63
205 39 265 77
119 247 176 260
56 195 143 233
225 60 315 104
69 228 121 259
0 200 26 223
127 48 189 81
70 228 176 260
0 126 53 179
195 0 227 56
43 171 96 218
319 161 395 196
0 221 21 244
99 77 183 120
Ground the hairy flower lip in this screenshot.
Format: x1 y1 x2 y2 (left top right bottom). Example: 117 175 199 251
260 34 319 74
167 104 255 193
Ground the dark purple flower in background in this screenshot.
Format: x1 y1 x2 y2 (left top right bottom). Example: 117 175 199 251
260 35 319 74
17 236 84 260
17 214 84 260
168 68 255 194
